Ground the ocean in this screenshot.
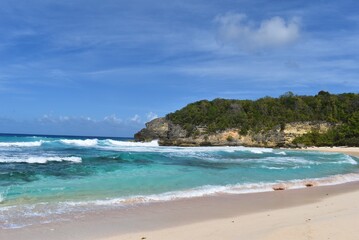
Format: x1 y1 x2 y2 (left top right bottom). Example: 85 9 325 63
0 133 358 229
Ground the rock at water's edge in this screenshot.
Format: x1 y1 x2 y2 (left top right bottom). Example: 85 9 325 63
134 118 333 147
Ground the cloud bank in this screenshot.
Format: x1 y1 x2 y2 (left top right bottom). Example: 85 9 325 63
215 13 300 50
0 112 161 137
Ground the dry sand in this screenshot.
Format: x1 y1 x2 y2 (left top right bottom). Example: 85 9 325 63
1 147 359 240
112 186 359 240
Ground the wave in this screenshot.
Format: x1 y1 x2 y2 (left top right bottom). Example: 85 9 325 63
0 141 44 148
2 171 359 230
260 166 286 170
58 139 159 148
61 172 359 208
59 139 98 147
102 143 278 154
341 155 358 165
194 156 315 165
105 139 159 147
0 187 8 204
0 156 82 164
248 148 273 154
199 154 357 166
0 193 4 204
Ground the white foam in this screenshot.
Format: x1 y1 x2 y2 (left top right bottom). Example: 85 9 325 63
0 187 8 204
2 171 359 230
260 166 285 170
261 156 314 165
60 139 98 147
0 156 82 164
342 155 358 165
199 156 314 165
249 148 273 154
101 143 277 154
61 172 359 208
0 193 4 204
0 141 43 148
106 139 159 147
62 185 252 207
292 166 311 169
315 155 358 165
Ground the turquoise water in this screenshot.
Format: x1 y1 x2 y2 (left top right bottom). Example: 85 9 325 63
0 134 358 228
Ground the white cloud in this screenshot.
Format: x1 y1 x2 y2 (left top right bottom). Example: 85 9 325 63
104 114 122 125
59 116 71 122
146 112 158 121
38 114 60 124
215 13 300 50
130 114 141 123
38 115 95 124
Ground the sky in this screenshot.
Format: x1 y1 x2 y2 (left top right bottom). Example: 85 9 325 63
0 0 358 137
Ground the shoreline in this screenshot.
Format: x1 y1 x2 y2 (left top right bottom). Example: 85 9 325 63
1 147 359 240
110 181 359 240
3 181 359 240
297 146 359 157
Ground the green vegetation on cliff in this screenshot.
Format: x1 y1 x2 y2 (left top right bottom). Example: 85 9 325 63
293 111 359 147
166 91 359 146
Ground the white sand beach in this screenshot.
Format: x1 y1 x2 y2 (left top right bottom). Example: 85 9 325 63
109 184 359 240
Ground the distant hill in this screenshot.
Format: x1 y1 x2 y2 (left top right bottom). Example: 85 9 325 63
135 91 359 147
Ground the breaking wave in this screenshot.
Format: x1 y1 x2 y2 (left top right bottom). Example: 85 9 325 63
1 134 359 230
59 139 99 147
0 193 4 204
105 139 159 147
60 172 359 208
0 156 82 164
2 171 359 230
0 141 44 148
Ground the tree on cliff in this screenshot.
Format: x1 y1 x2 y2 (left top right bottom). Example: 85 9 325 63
166 91 359 146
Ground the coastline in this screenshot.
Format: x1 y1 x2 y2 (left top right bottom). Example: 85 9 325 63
110 182 359 240
1 147 359 240
298 146 359 157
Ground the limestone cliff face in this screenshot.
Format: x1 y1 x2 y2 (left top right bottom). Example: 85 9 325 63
134 118 187 142
134 118 333 147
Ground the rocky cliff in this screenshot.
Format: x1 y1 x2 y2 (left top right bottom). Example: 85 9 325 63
134 117 334 147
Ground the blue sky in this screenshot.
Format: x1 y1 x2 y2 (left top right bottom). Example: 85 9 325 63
0 0 358 137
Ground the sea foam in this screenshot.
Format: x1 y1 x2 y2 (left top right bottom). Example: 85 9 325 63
0 156 82 164
342 155 358 165
106 139 159 147
0 193 4 204
0 141 44 148
60 139 98 147
61 172 359 208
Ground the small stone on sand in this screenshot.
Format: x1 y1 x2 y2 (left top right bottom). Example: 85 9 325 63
272 184 286 191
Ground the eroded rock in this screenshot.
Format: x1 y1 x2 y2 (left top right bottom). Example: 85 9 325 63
134 118 334 147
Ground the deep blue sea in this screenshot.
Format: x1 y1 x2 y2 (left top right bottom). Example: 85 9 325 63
0 133 358 229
